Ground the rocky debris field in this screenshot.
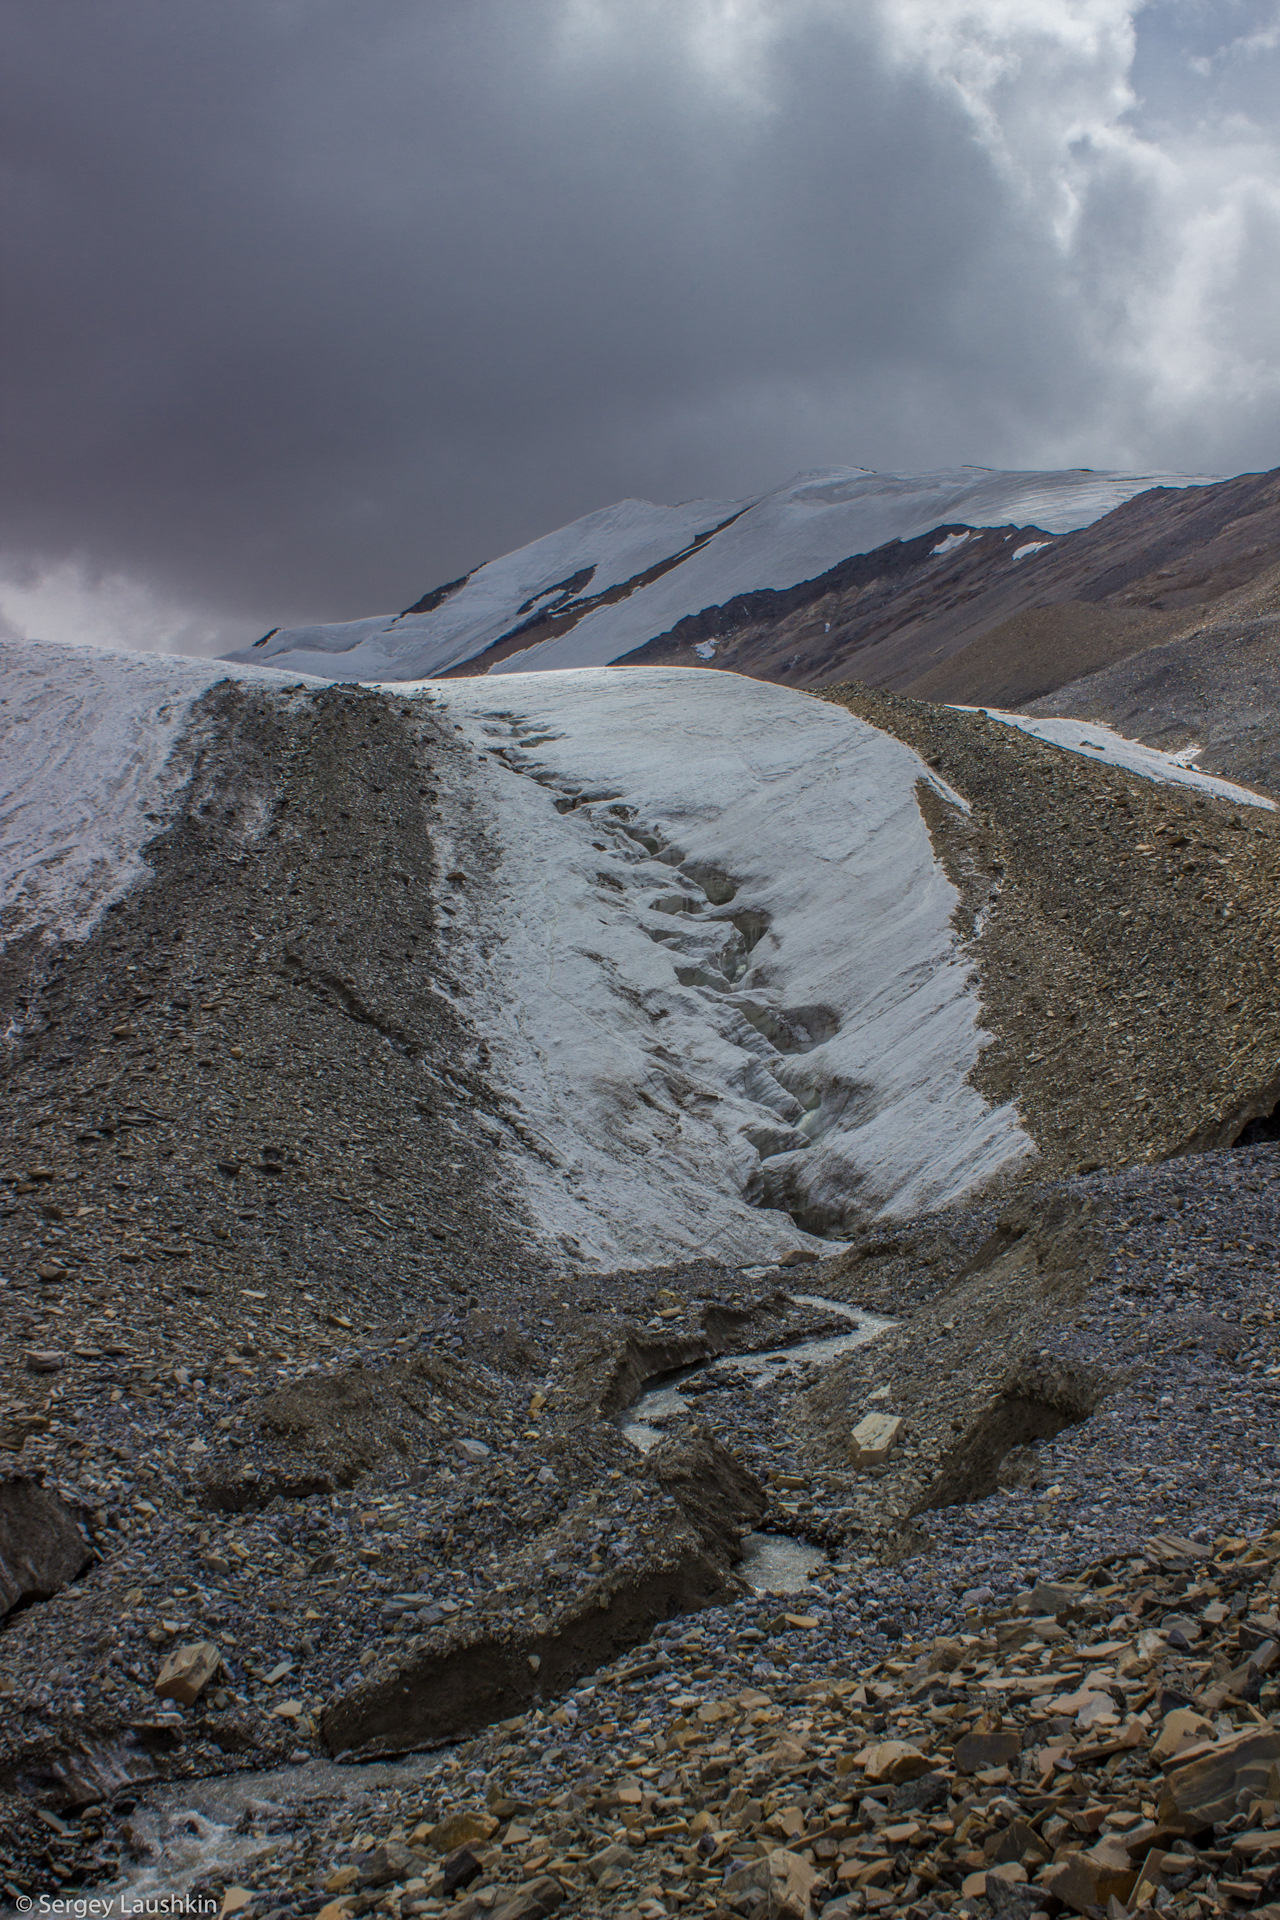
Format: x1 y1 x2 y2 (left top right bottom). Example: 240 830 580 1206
6 669 1280 1915
1026 558 1280 796
823 685 1280 1177
28 1519 1280 1920
5 1134 1280 1911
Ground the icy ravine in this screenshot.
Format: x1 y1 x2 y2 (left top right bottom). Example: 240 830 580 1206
413 668 1033 1265
237 465 1214 682
6 639 1267 1271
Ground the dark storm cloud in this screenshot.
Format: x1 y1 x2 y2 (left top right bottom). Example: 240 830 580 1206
2 0 1279 648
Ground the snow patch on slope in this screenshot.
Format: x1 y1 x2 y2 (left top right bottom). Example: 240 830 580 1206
235 495 743 682
0 637 321 951
412 668 1031 1266
960 707 1275 810
500 468 1211 675
242 465 1214 684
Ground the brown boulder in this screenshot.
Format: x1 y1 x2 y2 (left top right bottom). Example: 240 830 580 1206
153 1641 221 1706
723 1848 820 1919
356 1840 431 1887
428 1810 499 1852
954 1727 1022 1773
1158 1725 1280 1832
486 1878 565 1920
1039 1836 1137 1913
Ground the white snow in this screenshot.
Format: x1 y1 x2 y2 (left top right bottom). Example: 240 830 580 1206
2 637 1031 1265
406 667 1031 1266
10 632 1267 1276
956 707 1275 810
931 531 972 557
0 637 322 953
1011 541 1051 563
234 494 744 682
238 464 1216 683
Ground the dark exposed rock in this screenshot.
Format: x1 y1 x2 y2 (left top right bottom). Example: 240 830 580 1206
823 684 1280 1175
441 1845 483 1894
322 1544 728 1755
617 467 1280 745
0 1478 91 1615
647 1421 767 1569
355 1838 431 1887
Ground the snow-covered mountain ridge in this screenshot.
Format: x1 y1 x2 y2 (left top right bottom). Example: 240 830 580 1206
231 465 1212 683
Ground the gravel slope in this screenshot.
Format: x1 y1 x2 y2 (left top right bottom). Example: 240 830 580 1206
6 668 1280 1917
821 685 1280 1179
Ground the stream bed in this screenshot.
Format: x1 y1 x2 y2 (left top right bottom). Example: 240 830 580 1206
63 1292 895 1906
618 1290 893 1593
619 1291 892 1454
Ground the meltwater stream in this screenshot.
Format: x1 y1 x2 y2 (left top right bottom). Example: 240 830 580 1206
618 1290 893 1594
619 1291 892 1454
91 1291 893 1908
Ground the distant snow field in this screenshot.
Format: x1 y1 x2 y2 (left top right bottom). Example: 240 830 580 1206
233 464 1214 683
958 707 1275 810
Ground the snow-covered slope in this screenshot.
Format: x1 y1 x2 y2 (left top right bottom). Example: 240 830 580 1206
0 638 323 951
231 466 1213 682
413 668 1031 1260
1 637 1034 1262
957 708 1276 810
235 494 744 681
11 634 1266 1265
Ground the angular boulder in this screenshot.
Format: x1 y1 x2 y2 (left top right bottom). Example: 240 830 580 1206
1157 1724 1280 1832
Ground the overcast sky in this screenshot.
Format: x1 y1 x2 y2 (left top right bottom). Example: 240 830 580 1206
3 0 1279 655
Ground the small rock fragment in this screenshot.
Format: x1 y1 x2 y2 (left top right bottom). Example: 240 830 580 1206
954 1726 1022 1773
857 1739 932 1785
486 1877 564 1920
153 1641 221 1706
357 1839 430 1887
1039 1836 1137 1913
23 1349 66 1373
1149 1705 1215 1762
429 1809 500 1853
723 1848 819 1919
442 1845 483 1894
849 1411 903 1466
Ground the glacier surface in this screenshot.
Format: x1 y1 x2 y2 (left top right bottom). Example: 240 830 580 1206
409 667 1032 1263
0 638 323 952
1 638 1036 1264
14 639 1263 1271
